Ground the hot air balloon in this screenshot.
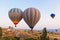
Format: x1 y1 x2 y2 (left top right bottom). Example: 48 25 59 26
23 8 41 31
50 13 55 19
8 8 22 27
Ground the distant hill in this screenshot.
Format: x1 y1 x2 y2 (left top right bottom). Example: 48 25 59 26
47 29 60 33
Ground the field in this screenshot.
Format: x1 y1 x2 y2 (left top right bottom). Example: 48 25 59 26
0 27 60 40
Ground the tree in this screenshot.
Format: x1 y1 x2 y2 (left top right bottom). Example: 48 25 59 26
42 27 47 38
40 27 49 40
0 27 2 38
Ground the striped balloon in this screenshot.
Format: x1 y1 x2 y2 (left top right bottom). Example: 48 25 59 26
8 8 22 27
23 8 41 30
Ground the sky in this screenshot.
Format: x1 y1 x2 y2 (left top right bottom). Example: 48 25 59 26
0 0 60 30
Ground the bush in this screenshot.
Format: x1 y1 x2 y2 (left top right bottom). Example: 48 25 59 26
14 37 20 40
46 36 50 40
12 37 17 40
3 37 10 40
25 38 36 40
54 38 58 40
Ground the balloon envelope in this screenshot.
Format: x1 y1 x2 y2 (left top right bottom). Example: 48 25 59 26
50 13 55 19
23 8 41 30
8 8 22 27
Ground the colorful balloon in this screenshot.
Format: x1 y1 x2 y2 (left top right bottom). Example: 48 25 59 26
50 13 55 19
23 8 41 30
8 8 22 27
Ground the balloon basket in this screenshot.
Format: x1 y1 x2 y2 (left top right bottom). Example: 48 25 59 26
15 25 16 27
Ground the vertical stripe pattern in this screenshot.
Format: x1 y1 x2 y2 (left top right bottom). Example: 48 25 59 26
8 8 22 26
23 8 41 29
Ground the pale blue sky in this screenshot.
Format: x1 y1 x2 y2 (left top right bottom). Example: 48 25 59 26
0 0 60 30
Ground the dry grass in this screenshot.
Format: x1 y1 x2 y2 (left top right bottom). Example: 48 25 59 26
1 28 60 40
